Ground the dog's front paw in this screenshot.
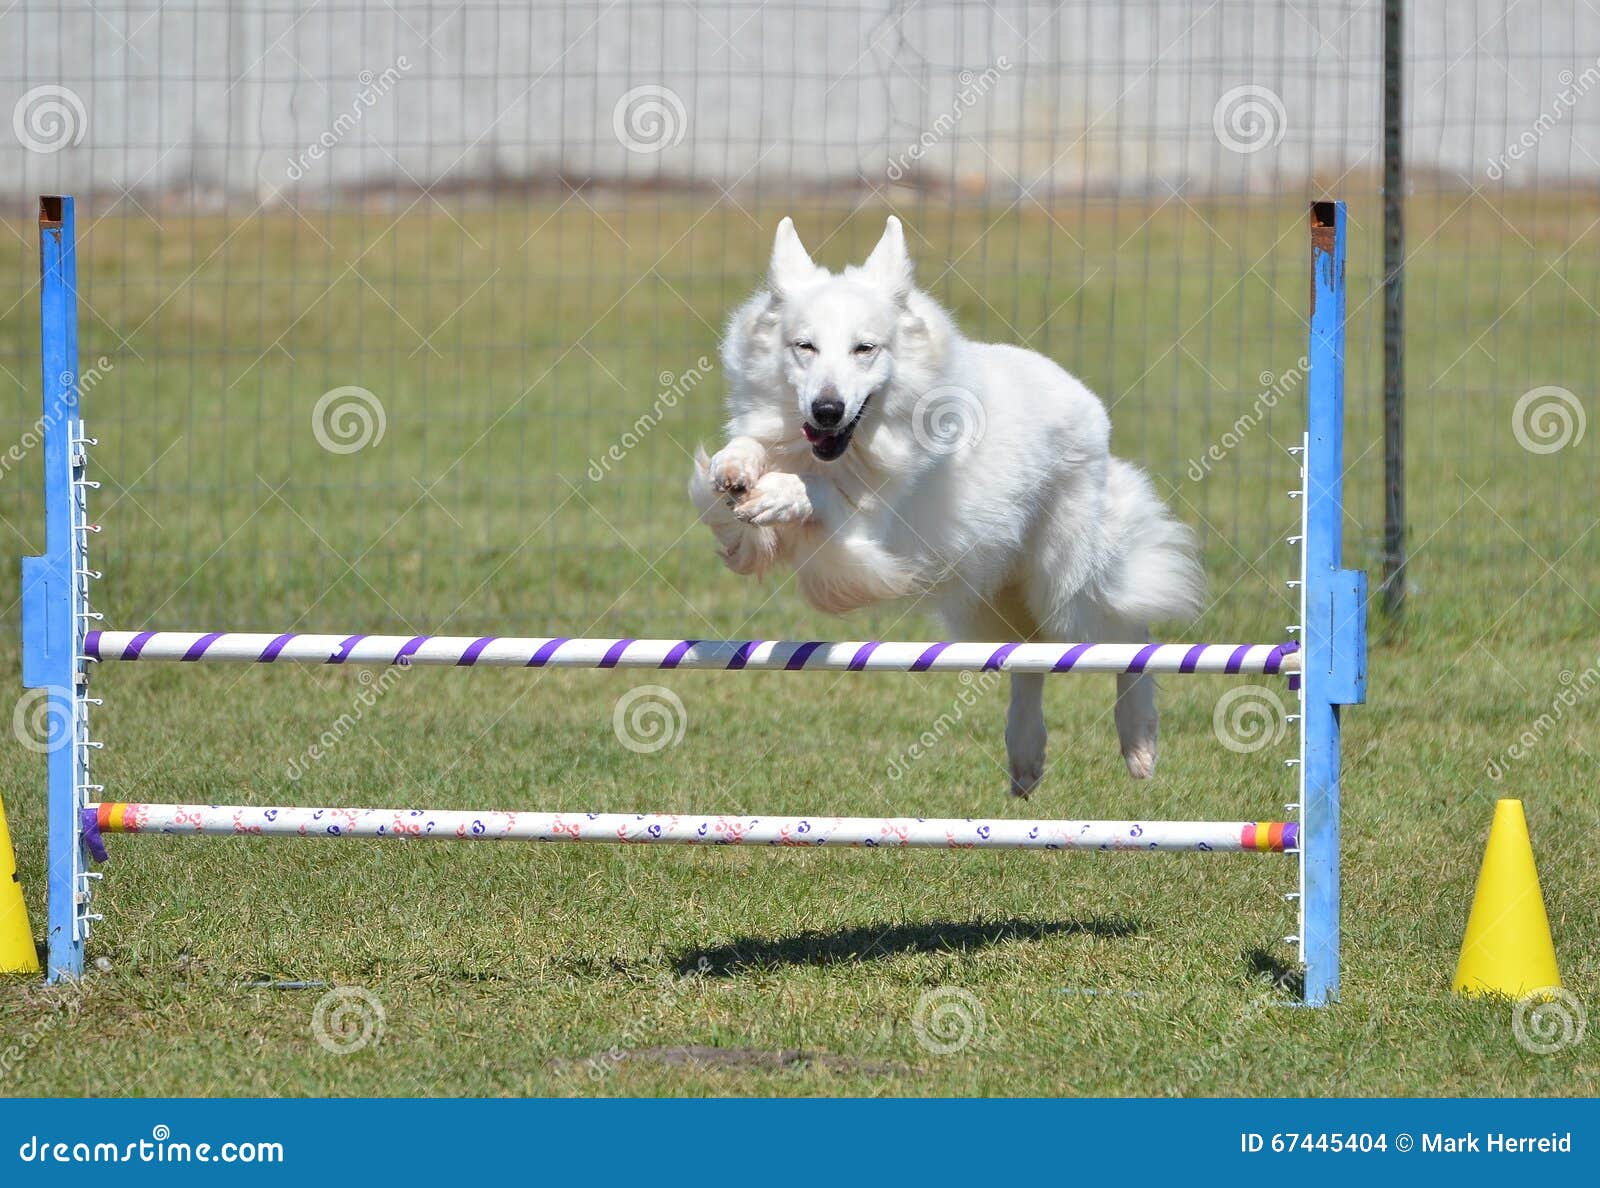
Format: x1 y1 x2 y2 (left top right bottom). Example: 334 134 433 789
709 442 766 501
735 471 811 526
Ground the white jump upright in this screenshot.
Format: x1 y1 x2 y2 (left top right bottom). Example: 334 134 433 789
24 196 1365 1003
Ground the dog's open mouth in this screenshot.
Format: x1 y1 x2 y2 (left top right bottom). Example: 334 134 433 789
802 396 870 461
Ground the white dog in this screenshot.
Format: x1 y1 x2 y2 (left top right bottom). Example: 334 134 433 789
689 216 1204 796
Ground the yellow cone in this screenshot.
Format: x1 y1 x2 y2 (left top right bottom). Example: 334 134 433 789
1453 799 1561 997
0 790 42 975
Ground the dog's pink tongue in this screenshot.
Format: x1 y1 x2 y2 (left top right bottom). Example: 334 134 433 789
801 424 822 444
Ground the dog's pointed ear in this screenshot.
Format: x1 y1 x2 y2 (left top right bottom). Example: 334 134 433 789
861 216 913 305
768 217 819 302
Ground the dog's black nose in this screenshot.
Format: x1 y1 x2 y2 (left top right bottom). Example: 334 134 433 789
811 397 846 429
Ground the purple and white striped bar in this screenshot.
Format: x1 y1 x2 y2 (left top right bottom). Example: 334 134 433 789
87 802 1298 854
84 631 1299 675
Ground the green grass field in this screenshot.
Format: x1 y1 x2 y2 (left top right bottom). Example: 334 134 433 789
0 195 1596 1096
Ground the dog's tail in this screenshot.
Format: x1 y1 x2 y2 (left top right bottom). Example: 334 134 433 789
1098 457 1207 626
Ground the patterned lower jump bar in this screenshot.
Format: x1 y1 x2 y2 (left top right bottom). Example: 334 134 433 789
83 803 1297 855
84 810 1299 858
84 631 1299 675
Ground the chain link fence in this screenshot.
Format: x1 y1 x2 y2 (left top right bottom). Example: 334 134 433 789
0 1 1594 644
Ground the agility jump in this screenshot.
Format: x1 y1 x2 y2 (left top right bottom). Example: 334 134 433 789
22 196 1365 1004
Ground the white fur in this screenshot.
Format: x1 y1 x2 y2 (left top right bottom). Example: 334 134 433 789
689 216 1205 795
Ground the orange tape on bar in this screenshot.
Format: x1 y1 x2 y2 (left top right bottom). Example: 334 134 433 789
1241 822 1290 852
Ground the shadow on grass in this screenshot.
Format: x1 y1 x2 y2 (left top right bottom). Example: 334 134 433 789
676 915 1141 977
1244 947 1305 998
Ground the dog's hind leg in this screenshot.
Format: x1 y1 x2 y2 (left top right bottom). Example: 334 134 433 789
1026 577 1158 780
1069 607 1159 780
939 590 1043 798
1005 672 1047 798
1114 666 1158 780
1099 614 1159 779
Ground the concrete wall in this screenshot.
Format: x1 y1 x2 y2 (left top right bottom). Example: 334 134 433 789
3 1 1598 203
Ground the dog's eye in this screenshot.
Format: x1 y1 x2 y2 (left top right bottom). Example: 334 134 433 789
853 342 876 356
792 339 816 354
